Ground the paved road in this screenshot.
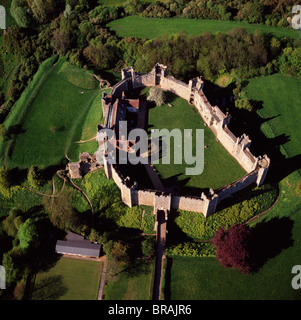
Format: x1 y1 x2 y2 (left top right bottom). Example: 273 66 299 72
97 258 108 300
153 210 167 300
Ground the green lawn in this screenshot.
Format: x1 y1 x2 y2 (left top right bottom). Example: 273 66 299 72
107 16 300 39
245 74 301 159
103 260 155 300
1 56 101 169
31 257 103 300
148 94 245 191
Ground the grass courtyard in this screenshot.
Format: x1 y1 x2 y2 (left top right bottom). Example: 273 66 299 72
107 16 300 40
31 257 103 300
147 93 245 192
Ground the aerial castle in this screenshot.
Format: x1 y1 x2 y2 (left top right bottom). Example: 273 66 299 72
98 63 270 217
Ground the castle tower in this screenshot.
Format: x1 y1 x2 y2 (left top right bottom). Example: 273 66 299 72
201 192 219 217
103 155 112 179
154 63 168 86
256 154 270 186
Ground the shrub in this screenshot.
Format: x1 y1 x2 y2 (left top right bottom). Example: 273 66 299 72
141 236 156 258
147 87 165 106
166 241 216 257
27 166 44 190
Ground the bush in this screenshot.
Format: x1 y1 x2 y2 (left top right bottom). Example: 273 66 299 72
27 166 44 190
234 98 254 112
0 169 12 198
147 87 165 106
174 183 278 240
166 241 216 257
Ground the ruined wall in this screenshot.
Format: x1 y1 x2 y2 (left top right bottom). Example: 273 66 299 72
160 76 190 101
111 78 129 103
133 73 155 88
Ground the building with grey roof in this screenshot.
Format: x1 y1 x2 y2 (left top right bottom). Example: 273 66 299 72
55 232 101 258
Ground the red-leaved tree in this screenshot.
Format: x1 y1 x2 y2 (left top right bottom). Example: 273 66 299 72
212 224 253 274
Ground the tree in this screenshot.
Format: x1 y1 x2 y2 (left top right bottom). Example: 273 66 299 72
2 247 24 285
89 5 119 24
141 237 156 258
2 209 24 238
109 241 130 263
17 218 40 250
241 1 264 24
27 165 44 189
0 168 12 198
63 3 72 18
51 28 72 55
0 124 6 142
29 0 55 24
270 37 281 58
43 189 80 231
147 87 165 106
279 47 301 77
83 43 111 69
125 0 144 15
10 0 31 28
289 47 301 77
234 98 254 112
212 224 254 274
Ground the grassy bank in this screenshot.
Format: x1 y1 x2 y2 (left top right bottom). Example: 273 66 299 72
1 56 100 169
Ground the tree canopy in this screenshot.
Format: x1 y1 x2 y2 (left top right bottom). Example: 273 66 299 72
212 224 254 274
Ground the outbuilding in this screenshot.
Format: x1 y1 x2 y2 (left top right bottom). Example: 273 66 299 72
55 232 101 258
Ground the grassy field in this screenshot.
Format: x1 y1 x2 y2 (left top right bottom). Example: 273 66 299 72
166 74 301 299
107 16 301 39
31 257 103 300
103 260 155 300
147 93 245 191
0 56 101 169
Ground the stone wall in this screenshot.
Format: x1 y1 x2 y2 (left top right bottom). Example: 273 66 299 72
171 194 204 213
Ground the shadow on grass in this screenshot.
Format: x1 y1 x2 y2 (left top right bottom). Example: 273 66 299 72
204 80 301 184
164 257 172 300
30 275 67 300
214 182 279 213
250 217 294 273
